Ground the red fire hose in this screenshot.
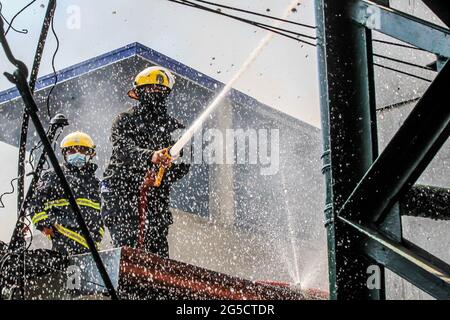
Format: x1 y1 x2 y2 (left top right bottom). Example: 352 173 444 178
137 149 172 249
137 169 156 249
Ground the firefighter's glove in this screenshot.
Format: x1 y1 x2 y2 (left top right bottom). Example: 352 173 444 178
151 148 172 168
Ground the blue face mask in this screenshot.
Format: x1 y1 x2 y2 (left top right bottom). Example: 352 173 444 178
66 153 87 168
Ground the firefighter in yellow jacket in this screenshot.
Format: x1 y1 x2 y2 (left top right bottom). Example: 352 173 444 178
31 132 104 255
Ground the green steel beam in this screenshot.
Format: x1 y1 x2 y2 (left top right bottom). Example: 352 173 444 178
422 1 450 28
315 0 334 299
340 216 450 299
315 0 384 300
372 0 389 6
337 58 450 224
317 0 450 300
401 185 450 220
366 25 387 300
350 0 450 58
436 56 449 72
427 55 449 72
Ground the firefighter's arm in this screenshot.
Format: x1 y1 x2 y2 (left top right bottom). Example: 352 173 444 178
30 172 57 232
110 114 155 168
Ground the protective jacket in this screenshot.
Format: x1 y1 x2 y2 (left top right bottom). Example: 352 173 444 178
102 101 190 257
31 163 104 255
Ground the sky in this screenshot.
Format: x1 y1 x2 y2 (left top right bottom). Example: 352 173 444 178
0 0 445 127
0 0 321 127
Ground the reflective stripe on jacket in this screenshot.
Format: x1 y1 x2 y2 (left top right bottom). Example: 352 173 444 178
30 163 104 255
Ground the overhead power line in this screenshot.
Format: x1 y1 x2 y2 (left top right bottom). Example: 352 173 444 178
374 53 435 71
167 0 317 47
169 0 438 82
373 39 430 52
374 63 433 83
3 0 37 36
0 2 28 34
46 10 60 120
190 0 316 29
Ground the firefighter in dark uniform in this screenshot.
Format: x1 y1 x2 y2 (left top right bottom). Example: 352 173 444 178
101 66 190 258
31 132 104 256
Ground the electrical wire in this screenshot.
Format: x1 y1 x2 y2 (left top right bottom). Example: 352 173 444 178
374 53 435 71
19 125 54 188
173 0 317 44
45 12 59 120
3 0 37 36
1 125 59 212
167 0 317 47
28 140 44 172
1 0 41 217
247 20 316 41
172 0 438 83
373 63 433 83
190 0 316 29
0 140 42 210
0 177 20 209
173 0 439 82
0 2 28 34
174 0 310 40
168 0 440 82
373 39 430 52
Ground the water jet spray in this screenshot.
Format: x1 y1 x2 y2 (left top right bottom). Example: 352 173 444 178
149 0 301 187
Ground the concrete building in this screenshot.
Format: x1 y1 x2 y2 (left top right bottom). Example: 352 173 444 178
0 43 328 291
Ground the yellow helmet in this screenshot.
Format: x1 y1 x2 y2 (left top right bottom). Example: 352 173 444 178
60 131 96 153
127 66 176 100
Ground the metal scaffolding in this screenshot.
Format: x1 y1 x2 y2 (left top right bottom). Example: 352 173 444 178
315 0 450 300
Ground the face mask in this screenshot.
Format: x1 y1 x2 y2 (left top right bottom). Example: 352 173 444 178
138 87 170 105
66 153 87 168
